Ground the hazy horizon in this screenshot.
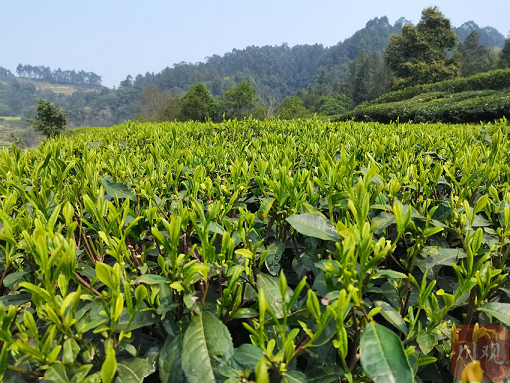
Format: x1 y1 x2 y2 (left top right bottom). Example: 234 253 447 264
2 0 509 88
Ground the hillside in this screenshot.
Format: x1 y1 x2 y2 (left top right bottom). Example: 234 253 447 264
0 77 103 96
455 21 506 49
333 69 510 123
131 16 407 101
130 17 506 102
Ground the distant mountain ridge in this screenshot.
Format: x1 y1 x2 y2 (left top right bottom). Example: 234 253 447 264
2 16 506 102
129 16 506 101
454 21 506 49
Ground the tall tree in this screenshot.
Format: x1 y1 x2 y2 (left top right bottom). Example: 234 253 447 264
277 96 310 120
179 83 216 122
219 81 257 120
120 75 133 88
139 86 169 121
501 39 510 68
459 31 490 76
27 97 68 138
156 97 181 122
0 67 14 79
385 7 461 89
352 54 370 105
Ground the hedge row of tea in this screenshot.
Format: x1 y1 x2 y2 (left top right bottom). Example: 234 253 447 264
1 119 510 383
333 69 510 124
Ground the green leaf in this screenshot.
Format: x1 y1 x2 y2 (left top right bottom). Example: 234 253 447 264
159 325 186 383
0 293 31 307
372 212 396 235
63 338 80 365
95 262 115 290
0 344 8 381
258 198 275 220
374 270 408 280
257 273 293 318
472 228 483 252
101 177 136 201
416 247 465 276
301 203 327 219
282 370 308 383
229 308 258 320
69 365 95 383
471 215 491 227
101 348 117 383
479 302 510 326
432 204 453 222
374 301 408 335
3 271 32 290
44 362 70 383
306 366 344 383
181 311 234 383
204 221 225 235
286 214 340 242
19 282 52 304
135 274 169 285
473 195 489 215
115 358 156 383
265 242 285 276
360 322 413 383
416 332 438 355
416 356 437 367
117 309 160 332
233 344 263 368
256 358 269 383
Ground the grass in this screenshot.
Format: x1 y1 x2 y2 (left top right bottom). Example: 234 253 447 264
0 116 21 120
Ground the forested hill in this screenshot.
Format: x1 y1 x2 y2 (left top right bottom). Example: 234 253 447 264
129 16 406 101
125 16 506 102
454 21 506 49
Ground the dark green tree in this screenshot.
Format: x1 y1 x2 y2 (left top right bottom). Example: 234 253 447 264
352 55 370 105
277 96 311 120
316 94 352 115
219 81 257 119
367 51 393 100
385 7 461 89
156 97 181 122
459 31 490 76
27 97 68 138
501 39 510 68
179 83 216 122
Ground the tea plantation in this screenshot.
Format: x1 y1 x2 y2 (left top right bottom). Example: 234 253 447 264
1 118 510 382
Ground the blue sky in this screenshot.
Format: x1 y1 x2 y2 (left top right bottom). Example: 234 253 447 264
2 0 508 87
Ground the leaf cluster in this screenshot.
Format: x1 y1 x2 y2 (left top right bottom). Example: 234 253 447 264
0 119 509 383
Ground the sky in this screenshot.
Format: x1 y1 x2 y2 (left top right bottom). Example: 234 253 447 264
2 0 509 88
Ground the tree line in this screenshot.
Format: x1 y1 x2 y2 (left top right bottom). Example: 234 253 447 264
14 64 102 85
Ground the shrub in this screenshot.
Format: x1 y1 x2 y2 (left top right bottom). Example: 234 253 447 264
27 97 68 137
334 89 510 123
367 68 510 105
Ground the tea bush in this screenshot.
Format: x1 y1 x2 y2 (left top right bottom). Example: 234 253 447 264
0 118 510 383
369 69 510 105
333 69 510 124
333 89 510 124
